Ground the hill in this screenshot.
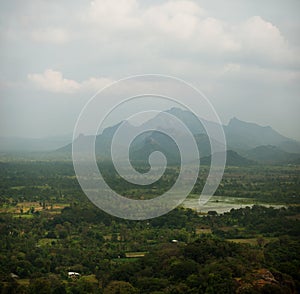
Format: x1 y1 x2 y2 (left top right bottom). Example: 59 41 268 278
242 145 300 164
224 117 294 151
15 108 300 165
200 150 255 166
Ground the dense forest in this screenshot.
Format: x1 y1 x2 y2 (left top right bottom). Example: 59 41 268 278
0 161 299 293
0 161 299 204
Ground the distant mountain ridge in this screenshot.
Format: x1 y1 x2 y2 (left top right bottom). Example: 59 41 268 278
2 108 300 165
241 145 300 164
55 108 300 165
200 150 255 166
224 117 295 151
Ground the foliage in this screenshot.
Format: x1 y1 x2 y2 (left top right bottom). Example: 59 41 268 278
0 161 299 293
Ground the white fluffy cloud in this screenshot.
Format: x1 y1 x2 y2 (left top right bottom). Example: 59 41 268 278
84 0 140 29
28 69 113 94
237 16 299 66
143 1 203 40
14 0 300 96
79 0 298 66
81 0 239 53
3 0 298 68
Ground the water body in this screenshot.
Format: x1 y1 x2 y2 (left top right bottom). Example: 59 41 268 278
182 195 285 214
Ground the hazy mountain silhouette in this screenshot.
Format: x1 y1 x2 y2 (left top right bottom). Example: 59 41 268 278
3 108 299 165
224 117 298 151
200 150 255 166
242 145 300 164
56 108 300 165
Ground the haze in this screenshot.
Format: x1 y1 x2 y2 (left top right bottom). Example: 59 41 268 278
0 0 300 140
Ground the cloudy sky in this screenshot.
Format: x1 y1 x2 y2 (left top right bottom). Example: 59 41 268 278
1 0 300 140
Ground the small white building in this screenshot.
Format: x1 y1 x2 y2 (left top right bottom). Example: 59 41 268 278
68 272 80 279
10 273 19 279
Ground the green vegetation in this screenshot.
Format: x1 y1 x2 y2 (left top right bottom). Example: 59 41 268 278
0 161 299 293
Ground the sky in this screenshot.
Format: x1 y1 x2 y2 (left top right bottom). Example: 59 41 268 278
0 0 300 140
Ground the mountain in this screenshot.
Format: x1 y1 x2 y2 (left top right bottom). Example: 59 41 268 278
224 117 295 151
277 140 300 154
200 150 255 166
129 131 180 165
144 109 300 154
11 107 300 165
59 108 300 165
64 129 213 163
242 145 300 164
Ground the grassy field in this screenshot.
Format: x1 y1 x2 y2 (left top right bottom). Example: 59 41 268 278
195 227 212 234
125 252 148 258
227 237 278 246
0 202 70 215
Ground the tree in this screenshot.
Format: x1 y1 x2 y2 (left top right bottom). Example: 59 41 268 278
28 277 51 294
104 281 138 294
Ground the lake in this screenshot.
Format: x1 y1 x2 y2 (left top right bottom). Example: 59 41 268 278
182 195 285 214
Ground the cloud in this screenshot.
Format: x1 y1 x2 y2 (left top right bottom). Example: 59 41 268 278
82 0 238 53
80 77 115 91
2 1 299 68
143 1 204 40
28 69 113 94
30 27 70 44
83 0 140 29
28 70 80 93
1 0 300 140
237 16 299 66
79 0 299 67
222 63 241 74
